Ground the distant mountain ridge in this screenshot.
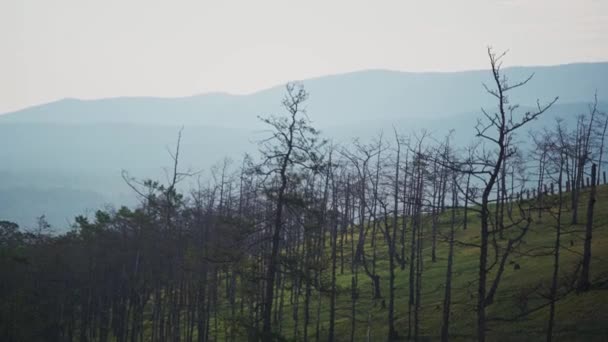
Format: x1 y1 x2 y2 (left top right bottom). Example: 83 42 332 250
1 62 607 228
2 62 607 128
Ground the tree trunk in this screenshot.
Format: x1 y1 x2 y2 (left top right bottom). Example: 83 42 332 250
441 178 457 342
547 161 564 342
578 163 596 292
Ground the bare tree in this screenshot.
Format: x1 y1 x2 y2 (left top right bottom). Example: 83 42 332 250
473 47 557 342
578 163 597 292
546 123 567 342
441 170 458 342
257 82 323 340
571 96 599 224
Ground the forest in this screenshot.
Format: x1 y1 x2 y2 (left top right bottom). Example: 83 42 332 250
1 49 607 342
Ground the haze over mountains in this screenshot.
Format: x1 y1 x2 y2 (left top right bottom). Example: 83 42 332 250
1 62 607 228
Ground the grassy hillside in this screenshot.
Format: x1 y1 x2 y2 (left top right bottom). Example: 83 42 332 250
3 180 606 341
249 186 608 341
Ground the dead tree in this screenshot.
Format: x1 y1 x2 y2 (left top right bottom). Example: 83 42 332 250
473 48 557 342
546 130 566 342
441 171 458 342
571 96 598 224
257 83 323 340
578 163 597 292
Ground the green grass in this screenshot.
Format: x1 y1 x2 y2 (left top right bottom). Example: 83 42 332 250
152 186 608 341
263 186 608 341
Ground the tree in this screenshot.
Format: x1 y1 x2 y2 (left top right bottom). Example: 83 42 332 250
407 131 429 340
472 47 557 342
545 122 567 342
256 82 323 340
578 163 597 292
441 170 458 342
570 96 599 224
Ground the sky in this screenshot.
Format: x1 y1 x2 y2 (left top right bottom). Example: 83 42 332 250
2 0 607 114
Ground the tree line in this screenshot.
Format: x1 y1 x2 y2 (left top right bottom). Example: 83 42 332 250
1 48 606 341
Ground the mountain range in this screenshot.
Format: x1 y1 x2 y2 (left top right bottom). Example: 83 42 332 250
1 62 607 228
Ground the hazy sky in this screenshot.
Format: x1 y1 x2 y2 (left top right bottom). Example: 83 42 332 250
2 0 607 113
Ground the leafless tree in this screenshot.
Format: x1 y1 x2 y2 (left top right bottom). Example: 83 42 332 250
472 47 557 342
256 82 324 340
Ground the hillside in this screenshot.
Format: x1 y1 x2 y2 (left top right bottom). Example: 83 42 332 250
226 186 608 341
0 61 604 339
1 181 606 341
318 187 608 341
